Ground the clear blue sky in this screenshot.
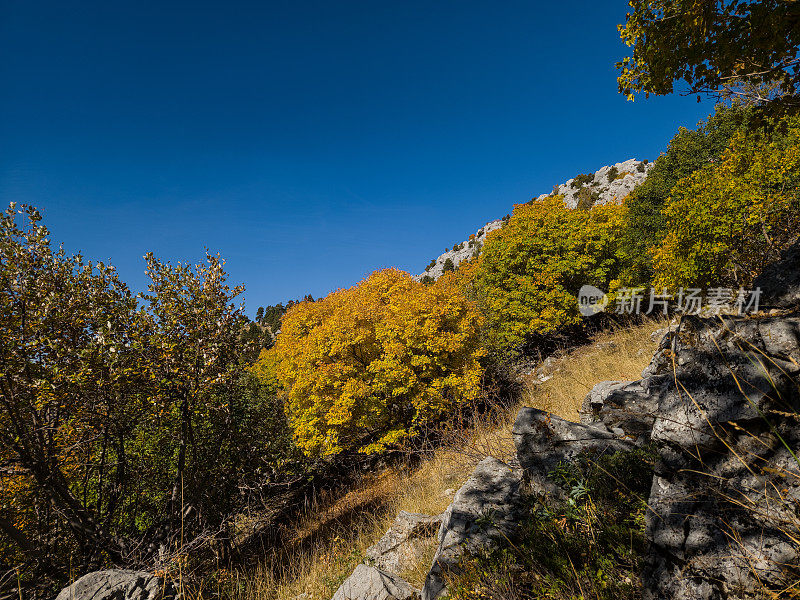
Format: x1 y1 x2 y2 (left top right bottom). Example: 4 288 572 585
1 1 715 312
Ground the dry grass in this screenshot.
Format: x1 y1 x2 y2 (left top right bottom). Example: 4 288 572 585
521 320 665 422
220 319 663 600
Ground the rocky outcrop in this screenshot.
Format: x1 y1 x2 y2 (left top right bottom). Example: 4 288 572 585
578 314 800 599
54 570 170 600
421 457 523 600
416 219 503 281
642 315 800 600
331 564 418 600
417 158 651 281
513 407 633 498
366 511 443 575
546 158 652 209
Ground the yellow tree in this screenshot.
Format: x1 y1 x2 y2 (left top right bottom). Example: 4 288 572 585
476 195 625 352
653 114 800 289
617 0 800 108
260 269 485 456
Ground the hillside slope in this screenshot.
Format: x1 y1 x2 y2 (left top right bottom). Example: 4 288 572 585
418 158 652 280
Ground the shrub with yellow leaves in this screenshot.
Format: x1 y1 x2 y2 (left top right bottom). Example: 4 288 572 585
653 113 800 290
258 268 485 456
476 195 625 352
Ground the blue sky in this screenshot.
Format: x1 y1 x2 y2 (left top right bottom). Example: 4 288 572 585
0 1 715 312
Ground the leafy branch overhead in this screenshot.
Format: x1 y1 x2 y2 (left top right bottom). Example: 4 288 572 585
618 0 800 107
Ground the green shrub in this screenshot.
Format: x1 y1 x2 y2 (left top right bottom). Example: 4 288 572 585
476 195 625 351
576 187 601 210
617 102 756 287
443 257 456 272
606 166 619 181
653 111 800 289
571 173 595 188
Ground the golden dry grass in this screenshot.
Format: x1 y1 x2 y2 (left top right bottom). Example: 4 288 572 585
521 320 665 422
221 319 663 600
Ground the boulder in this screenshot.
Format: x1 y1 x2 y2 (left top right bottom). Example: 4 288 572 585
633 315 800 600
579 377 665 441
513 407 633 496
331 564 418 600
421 457 522 600
365 511 443 575
54 570 170 600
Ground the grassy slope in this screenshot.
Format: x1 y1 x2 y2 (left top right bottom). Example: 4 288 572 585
223 319 662 600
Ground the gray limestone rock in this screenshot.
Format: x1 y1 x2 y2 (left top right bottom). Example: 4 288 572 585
365 511 443 575
54 570 170 600
421 457 523 600
513 407 633 488
331 564 418 600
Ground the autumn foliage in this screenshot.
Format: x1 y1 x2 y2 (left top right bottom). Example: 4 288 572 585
259 269 485 456
476 195 625 350
653 113 800 289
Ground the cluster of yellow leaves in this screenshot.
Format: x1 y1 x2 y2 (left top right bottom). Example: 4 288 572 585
476 195 625 351
255 268 485 456
654 114 800 289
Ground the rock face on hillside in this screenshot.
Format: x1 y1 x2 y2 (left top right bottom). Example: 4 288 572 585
366 511 443 575
546 158 652 209
421 457 523 600
579 314 800 599
417 219 503 281
331 564 418 600
54 570 171 600
417 158 651 281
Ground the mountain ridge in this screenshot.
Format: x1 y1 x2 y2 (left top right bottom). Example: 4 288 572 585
417 158 652 281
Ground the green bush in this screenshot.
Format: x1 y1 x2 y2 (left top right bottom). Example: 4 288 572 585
476 195 625 352
617 102 755 287
571 173 595 188
443 257 455 272
606 166 619 182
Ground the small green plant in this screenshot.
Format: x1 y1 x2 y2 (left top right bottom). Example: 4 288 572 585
420 274 434 285
576 187 600 210
571 173 594 188
637 161 646 173
442 258 455 272
606 166 619 182
448 447 657 600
